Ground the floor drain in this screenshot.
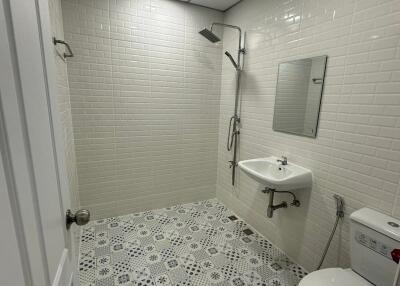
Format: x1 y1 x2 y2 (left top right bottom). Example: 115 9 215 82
228 215 238 221
243 228 254 235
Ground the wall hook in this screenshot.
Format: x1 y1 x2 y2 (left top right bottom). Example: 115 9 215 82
53 37 74 59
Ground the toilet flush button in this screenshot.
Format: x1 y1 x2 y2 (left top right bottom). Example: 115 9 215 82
388 221 399 228
391 249 400 264
368 238 377 250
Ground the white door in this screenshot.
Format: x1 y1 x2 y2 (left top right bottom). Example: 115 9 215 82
0 0 82 285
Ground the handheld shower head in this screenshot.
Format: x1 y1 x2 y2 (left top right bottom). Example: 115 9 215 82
316 194 345 270
225 51 239 70
199 28 221 43
333 194 345 218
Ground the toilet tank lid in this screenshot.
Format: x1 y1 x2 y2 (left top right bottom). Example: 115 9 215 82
350 208 400 241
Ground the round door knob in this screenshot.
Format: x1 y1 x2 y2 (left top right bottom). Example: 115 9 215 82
66 209 90 229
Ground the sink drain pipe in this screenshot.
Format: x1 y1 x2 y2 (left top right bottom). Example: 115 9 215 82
262 187 301 218
316 194 345 270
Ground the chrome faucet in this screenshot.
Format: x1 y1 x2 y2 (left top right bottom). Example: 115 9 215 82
277 156 288 166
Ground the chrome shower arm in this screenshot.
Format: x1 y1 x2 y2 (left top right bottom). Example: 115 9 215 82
211 23 242 35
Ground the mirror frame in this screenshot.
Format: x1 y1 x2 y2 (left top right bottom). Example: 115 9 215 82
273 55 328 138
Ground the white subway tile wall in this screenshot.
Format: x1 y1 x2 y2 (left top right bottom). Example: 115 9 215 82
217 0 400 272
61 0 223 218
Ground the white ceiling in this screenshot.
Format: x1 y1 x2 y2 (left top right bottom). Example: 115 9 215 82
177 0 241 11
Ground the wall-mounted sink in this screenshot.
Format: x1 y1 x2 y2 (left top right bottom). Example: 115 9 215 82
238 156 312 191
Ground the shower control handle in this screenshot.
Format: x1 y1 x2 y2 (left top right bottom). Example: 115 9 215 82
66 209 90 229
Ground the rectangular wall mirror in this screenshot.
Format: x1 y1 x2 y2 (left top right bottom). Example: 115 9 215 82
273 55 327 138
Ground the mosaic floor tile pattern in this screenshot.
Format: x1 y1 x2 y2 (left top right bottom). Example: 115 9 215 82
79 199 307 286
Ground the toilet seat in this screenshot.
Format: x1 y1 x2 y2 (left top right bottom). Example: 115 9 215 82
298 268 373 286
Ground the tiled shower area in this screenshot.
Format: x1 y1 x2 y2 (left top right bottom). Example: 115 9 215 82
79 199 307 286
61 0 223 219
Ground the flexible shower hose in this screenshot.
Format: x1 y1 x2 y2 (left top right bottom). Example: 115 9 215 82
316 214 341 270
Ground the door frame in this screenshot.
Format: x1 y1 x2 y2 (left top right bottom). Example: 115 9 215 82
0 0 77 285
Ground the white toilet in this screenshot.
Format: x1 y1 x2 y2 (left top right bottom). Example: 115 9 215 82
299 208 400 286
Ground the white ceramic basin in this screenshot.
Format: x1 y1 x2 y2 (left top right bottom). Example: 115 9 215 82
238 156 312 190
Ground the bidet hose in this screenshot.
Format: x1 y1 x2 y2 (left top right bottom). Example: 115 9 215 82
316 216 340 270
316 195 344 270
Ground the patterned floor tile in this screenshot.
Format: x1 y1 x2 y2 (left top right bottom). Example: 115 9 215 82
79 199 306 286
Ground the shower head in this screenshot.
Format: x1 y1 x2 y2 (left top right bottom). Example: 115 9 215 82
199 28 221 43
199 23 244 71
225 51 239 70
